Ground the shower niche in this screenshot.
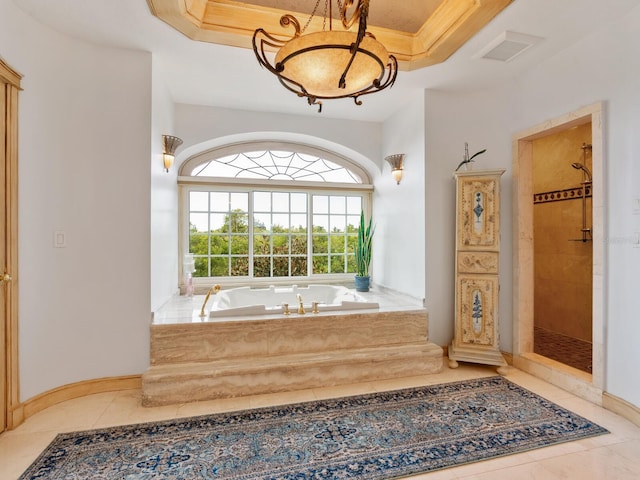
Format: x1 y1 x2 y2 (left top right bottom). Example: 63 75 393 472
449 169 507 373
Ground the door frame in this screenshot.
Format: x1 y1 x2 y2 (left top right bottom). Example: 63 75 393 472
512 102 605 404
1 56 22 430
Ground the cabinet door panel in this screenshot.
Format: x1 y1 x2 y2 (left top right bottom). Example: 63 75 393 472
457 177 500 250
456 275 498 348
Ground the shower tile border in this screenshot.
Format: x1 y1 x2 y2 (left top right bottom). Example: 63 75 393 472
534 185 592 204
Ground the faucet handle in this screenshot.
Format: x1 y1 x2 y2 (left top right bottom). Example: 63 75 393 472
282 303 290 315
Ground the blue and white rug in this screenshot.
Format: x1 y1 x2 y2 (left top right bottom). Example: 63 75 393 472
19 376 608 479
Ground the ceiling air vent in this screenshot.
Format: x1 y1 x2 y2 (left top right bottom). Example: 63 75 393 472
475 31 543 62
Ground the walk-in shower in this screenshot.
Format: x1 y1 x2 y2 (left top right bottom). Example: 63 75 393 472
531 129 594 374
571 143 593 243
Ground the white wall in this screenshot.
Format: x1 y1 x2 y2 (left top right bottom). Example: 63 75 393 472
511 4 640 407
1 1 153 401
423 87 517 348
150 60 179 312
174 104 383 176
423 3 640 408
376 94 426 301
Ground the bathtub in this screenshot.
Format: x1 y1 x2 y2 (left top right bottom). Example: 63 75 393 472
209 284 379 318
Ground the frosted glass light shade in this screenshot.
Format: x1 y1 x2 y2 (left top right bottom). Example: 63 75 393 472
275 31 390 98
163 154 174 172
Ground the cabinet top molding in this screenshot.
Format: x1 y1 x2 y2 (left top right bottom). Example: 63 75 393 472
453 169 506 178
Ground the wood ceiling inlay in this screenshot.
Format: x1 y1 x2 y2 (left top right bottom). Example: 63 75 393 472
147 0 513 71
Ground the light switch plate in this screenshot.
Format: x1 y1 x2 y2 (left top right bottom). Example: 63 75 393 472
54 231 66 248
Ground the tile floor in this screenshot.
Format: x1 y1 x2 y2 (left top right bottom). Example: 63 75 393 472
2 362 639 479
534 326 593 373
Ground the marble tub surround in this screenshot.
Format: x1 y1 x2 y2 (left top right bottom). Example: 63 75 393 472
144 289 441 407
152 286 423 325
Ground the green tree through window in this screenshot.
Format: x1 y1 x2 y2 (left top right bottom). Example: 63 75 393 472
188 190 362 279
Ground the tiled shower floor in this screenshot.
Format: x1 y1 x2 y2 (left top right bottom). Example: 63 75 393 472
534 326 593 373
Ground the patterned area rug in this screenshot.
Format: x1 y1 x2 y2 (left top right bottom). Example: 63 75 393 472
20 376 608 479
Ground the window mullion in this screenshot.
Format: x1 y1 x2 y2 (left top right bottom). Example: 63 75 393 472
307 194 313 277
207 192 212 277
248 192 254 278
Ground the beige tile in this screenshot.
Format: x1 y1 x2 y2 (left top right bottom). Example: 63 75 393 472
0 431 58 480
524 439 588 461
444 451 536 478
312 381 377 399
537 445 640 479
459 461 558 480
93 389 180 428
372 374 442 392
248 388 317 408
2 364 640 480
175 395 255 418
505 369 577 402
605 439 640 463
407 467 460 479
16 391 118 434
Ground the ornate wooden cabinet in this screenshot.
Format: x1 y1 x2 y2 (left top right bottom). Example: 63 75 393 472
448 169 508 374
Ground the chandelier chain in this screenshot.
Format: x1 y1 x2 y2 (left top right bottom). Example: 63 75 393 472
323 0 328 31
302 0 323 33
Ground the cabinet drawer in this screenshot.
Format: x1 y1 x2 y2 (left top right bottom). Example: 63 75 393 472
457 251 499 274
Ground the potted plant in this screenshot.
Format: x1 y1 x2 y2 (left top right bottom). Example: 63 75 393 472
355 209 375 292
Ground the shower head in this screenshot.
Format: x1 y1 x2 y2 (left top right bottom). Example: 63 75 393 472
571 162 592 182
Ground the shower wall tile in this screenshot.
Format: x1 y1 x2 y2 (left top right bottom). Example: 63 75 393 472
532 123 592 192
532 124 593 345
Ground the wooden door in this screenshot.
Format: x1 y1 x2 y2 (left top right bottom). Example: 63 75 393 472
1 57 21 432
0 71 6 433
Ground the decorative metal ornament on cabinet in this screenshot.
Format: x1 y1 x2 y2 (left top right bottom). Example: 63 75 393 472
252 0 398 113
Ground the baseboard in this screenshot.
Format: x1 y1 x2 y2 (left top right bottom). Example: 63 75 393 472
502 351 514 365
11 375 141 429
603 391 640 428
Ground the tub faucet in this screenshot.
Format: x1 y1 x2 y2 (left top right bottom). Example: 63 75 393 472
199 284 221 317
296 294 305 314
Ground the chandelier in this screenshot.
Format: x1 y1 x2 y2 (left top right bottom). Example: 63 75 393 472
252 0 398 113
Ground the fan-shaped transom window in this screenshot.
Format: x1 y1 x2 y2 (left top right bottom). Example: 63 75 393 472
179 143 372 283
192 150 361 183
179 142 371 185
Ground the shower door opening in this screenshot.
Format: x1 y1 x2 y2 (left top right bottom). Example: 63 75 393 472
512 102 604 397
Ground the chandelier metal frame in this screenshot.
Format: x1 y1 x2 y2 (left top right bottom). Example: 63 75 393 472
252 0 398 112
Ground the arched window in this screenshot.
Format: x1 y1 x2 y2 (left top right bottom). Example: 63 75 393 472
178 142 373 284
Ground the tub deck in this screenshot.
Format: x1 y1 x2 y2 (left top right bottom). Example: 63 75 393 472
142 291 443 406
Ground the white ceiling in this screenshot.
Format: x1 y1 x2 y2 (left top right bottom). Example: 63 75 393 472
13 0 640 122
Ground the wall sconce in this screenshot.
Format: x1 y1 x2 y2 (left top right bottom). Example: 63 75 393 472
385 154 405 185
162 135 183 173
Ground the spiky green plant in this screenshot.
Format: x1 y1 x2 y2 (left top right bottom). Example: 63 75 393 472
355 210 375 277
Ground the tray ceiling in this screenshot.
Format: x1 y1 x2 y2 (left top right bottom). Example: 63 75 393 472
147 0 513 70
